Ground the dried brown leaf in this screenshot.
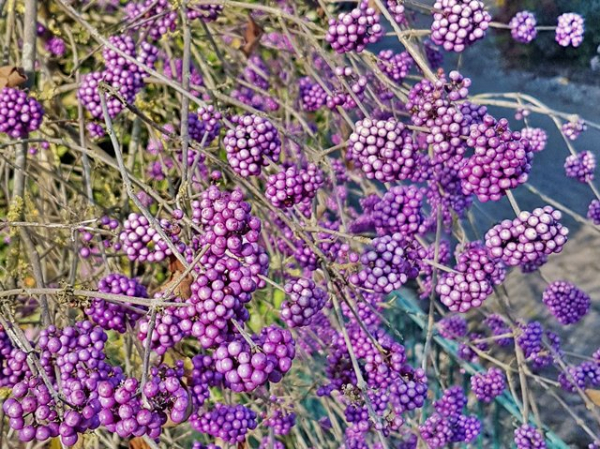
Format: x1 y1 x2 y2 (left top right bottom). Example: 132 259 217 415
0 66 27 89
129 437 151 449
241 15 263 57
586 389 600 406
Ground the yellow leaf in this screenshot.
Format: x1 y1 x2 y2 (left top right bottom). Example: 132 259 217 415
586 389 600 406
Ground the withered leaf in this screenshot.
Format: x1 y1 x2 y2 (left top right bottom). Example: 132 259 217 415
241 15 263 57
163 255 193 299
129 437 150 449
586 389 600 406
238 442 248 449
0 66 27 89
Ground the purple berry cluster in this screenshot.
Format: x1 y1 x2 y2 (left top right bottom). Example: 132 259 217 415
125 0 177 41
521 127 547 153
377 50 413 83
189 105 222 146
555 13 585 48
350 233 419 294
386 0 407 24
326 66 368 111
0 87 44 138
262 405 296 436
510 11 538 43
224 115 281 177
118 213 175 263
542 280 590 325
485 207 569 268
561 118 586 140
187 1 223 22
348 118 419 182
281 278 328 327
471 367 506 403
514 424 547 449
86 273 147 333
213 326 295 392
325 0 383 54
588 199 600 225
438 315 467 340
265 164 324 209
370 186 425 237
436 242 506 313
485 314 512 346
460 115 533 202
192 403 257 443
430 0 491 52
299 77 327 112
564 151 595 183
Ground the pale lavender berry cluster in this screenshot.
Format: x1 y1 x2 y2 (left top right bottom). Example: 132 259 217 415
192 403 257 443
561 118 586 140
436 242 506 312
350 233 419 294
224 115 281 177
542 280 590 325
520 127 547 153
213 326 295 392
460 115 533 202
265 164 324 209
189 105 222 145
325 0 383 54
564 151 596 182
514 424 547 449
370 186 425 237
386 0 407 24
125 0 177 41
588 199 600 224
406 71 471 165
281 278 328 327
262 406 296 435
470 367 506 402
298 77 327 112
348 118 418 182
326 66 368 110
485 207 569 268
86 273 147 333
430 0 491 53
509 11 538 43
0 87 44 138
555 13 585 48
119 213 177 263
138 301 184 355
377 50 413 83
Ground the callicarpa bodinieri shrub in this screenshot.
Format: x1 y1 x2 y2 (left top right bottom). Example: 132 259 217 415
1 0 600 447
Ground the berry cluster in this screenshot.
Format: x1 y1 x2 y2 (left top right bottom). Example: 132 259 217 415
460 115 533 202
542 281 590 325
510 11 538 43
514 424 547 449
213 326 295 392
265 164 324 209
588 199 600 225
438 315 467 340
125 0 177 41
193 403 257 443
430 0 491 52
119 213 177 263
86 273 147 333
281 278 328 327
386 0 407 24
561 118 587 140
377 50 413 83
564 151 596 183
299 77 327 112
370 186 425 237
350 233 419 294
189 105 222 146
325 0 383 53
348 118 418 182
471 367 506 402
485 207 569 268
436 242 506 313
555 13 585 48
0 87 44 138
224 115 281 177
521 127 547 153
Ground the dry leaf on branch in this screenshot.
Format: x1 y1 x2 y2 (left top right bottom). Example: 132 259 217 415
586 389 600 406
241 15 263 57
129 437 151 449
0 66 27 89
